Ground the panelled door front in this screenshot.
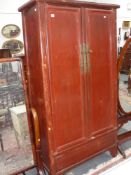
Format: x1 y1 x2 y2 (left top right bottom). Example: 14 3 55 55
85 9 117 137
47 5 87 151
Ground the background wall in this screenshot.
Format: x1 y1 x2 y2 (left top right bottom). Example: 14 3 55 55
0 0 28 53
0 0 131 53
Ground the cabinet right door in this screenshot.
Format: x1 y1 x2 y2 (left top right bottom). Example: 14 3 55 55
85 9 117 137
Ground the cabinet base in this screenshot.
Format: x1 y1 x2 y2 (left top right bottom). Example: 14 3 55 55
39 130 117 175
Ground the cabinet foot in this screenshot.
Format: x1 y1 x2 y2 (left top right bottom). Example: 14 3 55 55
109 146 118 157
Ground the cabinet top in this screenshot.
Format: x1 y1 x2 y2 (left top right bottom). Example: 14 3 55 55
19 0 120 12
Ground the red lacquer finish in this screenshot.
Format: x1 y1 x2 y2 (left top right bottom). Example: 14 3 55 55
19 1 119 174
85 9 117 136
47 5 86 150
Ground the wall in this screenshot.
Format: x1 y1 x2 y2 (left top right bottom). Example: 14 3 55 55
0 0 28 13
116 0 131 47
0 0 28 53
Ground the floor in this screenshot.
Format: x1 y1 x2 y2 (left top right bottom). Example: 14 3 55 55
101 156 131 175
0 126 33 175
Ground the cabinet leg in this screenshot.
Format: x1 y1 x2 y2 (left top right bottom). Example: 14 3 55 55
117 145 126 159
109 145 118 157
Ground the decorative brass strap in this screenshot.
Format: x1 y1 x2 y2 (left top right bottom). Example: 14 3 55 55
80 43 92 73
87 44 92 73
80 44 84 72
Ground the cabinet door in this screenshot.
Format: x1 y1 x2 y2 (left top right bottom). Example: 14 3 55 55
47 5 86 151
85 9 117 136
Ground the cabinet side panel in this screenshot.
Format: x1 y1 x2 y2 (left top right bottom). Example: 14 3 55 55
22 5 50 168
85 9 117 136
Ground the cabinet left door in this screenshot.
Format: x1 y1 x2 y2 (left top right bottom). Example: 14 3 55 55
47 5 87 152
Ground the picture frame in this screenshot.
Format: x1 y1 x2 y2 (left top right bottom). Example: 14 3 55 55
122 21 130 29
1 24 21 38
0 49 11 58
2 39 24 54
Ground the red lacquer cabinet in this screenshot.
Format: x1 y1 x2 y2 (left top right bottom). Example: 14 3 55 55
19 1 119 174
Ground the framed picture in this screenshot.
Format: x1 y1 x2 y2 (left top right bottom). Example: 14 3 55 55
1 24 20 38
0 49 11 58
2 39 24 54
122 21 130 29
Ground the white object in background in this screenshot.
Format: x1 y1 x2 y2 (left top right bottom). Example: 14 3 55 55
127 3 131 10
100 157 131 175
9 105 29 147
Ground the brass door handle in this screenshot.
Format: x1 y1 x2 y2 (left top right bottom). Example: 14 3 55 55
31 108 40 149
